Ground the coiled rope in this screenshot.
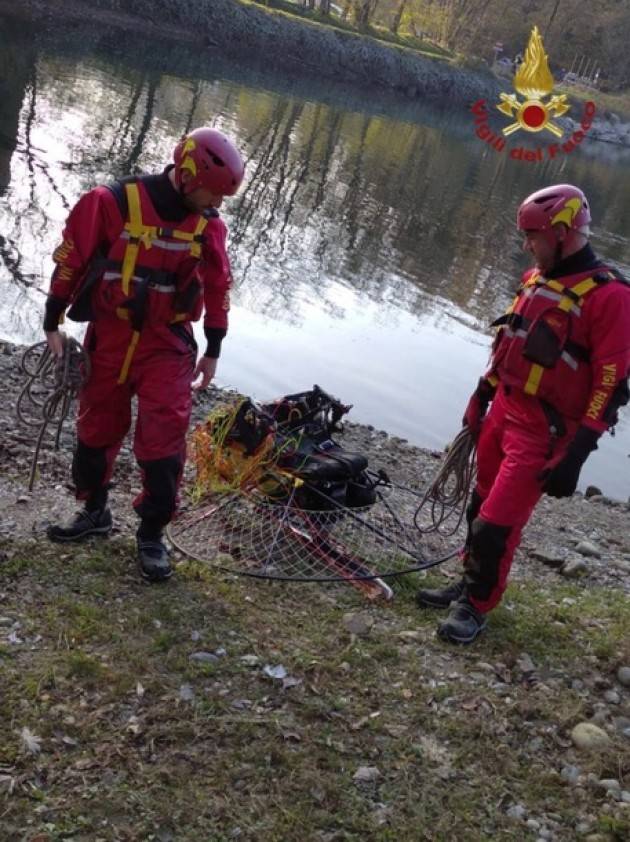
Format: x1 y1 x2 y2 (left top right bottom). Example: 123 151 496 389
413 426 476 537
16 336 89 491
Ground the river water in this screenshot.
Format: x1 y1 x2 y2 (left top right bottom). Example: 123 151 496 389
2 15 630 497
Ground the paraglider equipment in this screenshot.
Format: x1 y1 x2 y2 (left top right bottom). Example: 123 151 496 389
167 386 476 599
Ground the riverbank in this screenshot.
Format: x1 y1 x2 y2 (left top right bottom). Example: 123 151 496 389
1 339 629 840
3 0 630 150
0 0 503 108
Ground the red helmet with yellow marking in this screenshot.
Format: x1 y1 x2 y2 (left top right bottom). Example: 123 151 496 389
517 184 591 232
173 127 244 197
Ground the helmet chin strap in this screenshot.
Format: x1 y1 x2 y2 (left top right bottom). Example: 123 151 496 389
548 225 566 271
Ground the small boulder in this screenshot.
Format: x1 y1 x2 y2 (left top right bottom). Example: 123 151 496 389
571 722 611 751
561 558 588 579
584 485 602 498
343 612 374 636
575 540 601 558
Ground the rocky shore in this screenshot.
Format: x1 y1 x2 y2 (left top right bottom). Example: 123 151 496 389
2 337 629 595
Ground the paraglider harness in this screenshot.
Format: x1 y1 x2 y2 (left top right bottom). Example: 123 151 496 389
200 385 381 511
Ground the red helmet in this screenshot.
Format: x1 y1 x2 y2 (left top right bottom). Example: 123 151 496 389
173 127 244 197
517 184 591 232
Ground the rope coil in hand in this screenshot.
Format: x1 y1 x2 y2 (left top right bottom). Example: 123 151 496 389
413 426 476 536
16 336 89 490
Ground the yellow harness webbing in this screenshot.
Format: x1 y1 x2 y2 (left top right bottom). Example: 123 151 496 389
115 183 209 384
523 276 599 396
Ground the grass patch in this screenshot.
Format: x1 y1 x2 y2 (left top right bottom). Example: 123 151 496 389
0 539 628 840
65 650 106 683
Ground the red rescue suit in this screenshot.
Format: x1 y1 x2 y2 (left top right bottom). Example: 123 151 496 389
45 171 232 526
464 249 630 613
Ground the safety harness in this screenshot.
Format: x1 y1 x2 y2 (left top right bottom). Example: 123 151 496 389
114 182 209 383
492 269 619 397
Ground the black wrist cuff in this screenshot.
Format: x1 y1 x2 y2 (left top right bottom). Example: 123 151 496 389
43 296 67 332
204 326 227 358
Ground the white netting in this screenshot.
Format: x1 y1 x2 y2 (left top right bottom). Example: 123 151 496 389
167 480 464 589
170 389 474 592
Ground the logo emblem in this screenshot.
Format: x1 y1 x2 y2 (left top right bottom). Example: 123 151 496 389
497 26 569 137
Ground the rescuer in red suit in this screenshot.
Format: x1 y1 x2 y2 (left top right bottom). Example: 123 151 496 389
44 127 244 582
417 184 630 643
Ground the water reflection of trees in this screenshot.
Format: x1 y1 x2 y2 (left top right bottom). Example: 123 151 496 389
2 21 630 340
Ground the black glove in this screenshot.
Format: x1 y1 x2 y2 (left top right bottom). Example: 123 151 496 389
462 377 497 438
542 426 600 498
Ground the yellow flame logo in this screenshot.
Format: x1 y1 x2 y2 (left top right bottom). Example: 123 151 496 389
551 198 582 227
181 137 197 176
497 26 569 137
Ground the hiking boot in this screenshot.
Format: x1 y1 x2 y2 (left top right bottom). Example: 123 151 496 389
47 507 112 543
137 537 172 582
416 578 465 610
437 597 487 645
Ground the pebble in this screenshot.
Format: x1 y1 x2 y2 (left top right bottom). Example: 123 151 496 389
610 559 630 573
603 689 620 705
398 630 422 642
571 722 611 750
343 611 373 636
590 709 609 726
179 683 195 702
575 540 601 558
617 666 630 687
597 778 621 793
560 764 580 785
189 651 219 664
353 765 381 783
529 547 565 568
584 485 602 498
506 804 527 821
612 716 630 737
240 654 259 666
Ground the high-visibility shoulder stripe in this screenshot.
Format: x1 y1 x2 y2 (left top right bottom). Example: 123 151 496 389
189 216 209 258
524 363 545 396
121 184 143 296
557 278 598 312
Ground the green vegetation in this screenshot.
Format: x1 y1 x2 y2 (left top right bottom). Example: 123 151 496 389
243 0 452 60
244 0 630 91
0 536 628 840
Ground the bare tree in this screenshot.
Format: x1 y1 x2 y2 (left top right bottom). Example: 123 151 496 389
390 0 408 34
